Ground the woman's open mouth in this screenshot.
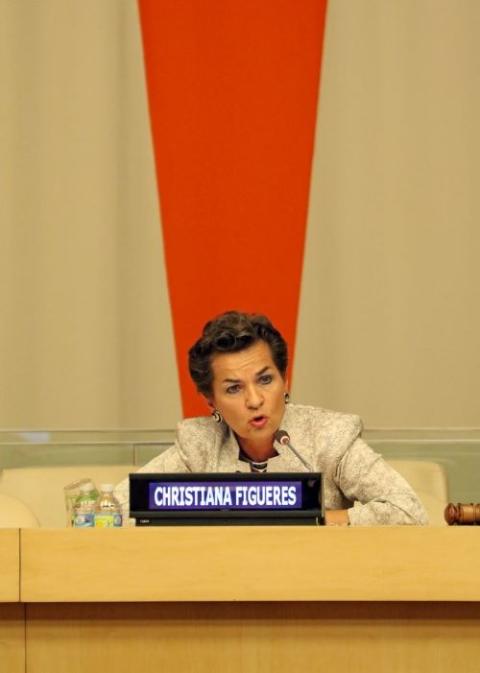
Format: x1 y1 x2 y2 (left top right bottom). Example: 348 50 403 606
249 415 268 429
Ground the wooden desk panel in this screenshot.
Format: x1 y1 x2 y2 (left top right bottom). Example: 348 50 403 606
25 602 480 673
0 605 24 673
0 529 19 602
0 531 23 673
6 528 480 672
20 527 480 602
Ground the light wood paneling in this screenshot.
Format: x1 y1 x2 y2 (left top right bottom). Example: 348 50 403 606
20 527 480 602
0 0 181 429
295 0 480 428
0 529 19 602
25 602 480 673
0 604 25 673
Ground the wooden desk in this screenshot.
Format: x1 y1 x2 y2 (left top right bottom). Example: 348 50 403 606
19 526 480 602
5 527 480 672
0 529 19 602
0 529 24 673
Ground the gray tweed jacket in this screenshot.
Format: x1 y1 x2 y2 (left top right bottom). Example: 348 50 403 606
115 404 428 525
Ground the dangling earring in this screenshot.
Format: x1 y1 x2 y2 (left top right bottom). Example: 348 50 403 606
284 392 290 404
212 408 224 424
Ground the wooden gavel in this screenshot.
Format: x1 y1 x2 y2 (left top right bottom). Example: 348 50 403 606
444 503 480 525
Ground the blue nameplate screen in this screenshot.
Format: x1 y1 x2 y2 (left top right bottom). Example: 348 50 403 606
148 481 302 510
130 473 324 526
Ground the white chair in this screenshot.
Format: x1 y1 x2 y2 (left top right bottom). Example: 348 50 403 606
387 460 448 526
0 492 39 528
0 465 135 528
0 460 448 527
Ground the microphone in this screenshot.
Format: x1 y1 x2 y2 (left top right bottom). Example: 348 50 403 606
274 430 313 471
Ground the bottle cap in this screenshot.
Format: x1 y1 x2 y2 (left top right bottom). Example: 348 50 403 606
100 484 114 492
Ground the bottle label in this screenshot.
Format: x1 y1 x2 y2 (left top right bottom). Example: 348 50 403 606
95 513 122 528
73 512 95 528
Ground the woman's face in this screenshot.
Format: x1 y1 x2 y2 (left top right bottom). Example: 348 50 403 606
208 340 287 450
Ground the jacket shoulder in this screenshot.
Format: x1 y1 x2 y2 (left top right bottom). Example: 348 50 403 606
175 415 226 469
287 404 363 448
176 415 222 442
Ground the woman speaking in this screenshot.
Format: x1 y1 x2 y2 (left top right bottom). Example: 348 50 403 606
116 311 427 526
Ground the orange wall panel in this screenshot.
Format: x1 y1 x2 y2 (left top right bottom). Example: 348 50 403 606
139 0 327 416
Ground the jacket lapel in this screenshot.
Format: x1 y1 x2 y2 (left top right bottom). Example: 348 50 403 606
215 405 313 473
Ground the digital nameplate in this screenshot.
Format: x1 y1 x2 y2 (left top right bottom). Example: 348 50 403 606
148 480 303 511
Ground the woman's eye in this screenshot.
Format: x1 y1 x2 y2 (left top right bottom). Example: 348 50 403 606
259 374 272 385
226 384 241 394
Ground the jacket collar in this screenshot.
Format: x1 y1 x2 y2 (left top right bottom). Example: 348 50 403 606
216 404 300 472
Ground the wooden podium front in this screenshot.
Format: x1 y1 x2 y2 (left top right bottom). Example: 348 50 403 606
2 527 480 672
0 530 23 673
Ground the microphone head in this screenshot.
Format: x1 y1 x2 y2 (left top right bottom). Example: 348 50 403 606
274 429 290 445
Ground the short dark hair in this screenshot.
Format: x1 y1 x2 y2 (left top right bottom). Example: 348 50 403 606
188 311 288 397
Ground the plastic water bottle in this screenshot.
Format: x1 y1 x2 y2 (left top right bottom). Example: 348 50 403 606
73 481 99 528
94 484 122 528
64 478 91 527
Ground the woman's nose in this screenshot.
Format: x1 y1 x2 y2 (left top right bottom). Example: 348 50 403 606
245 386 263 409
